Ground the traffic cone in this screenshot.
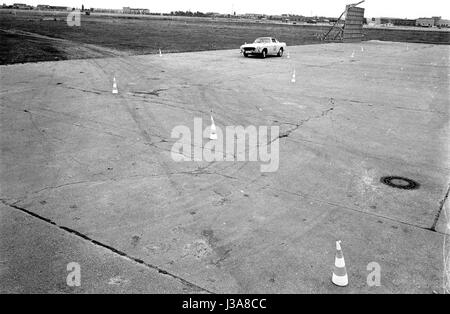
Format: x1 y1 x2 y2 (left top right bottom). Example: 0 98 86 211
287 51 290 59
332 240 348 287
291 69 296 83
112 77 118 94
361 46 364 52
159 49 162 57
351 50 355 59
209 115 218 140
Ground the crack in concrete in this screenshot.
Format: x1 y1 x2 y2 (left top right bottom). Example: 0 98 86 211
23 109 45 139
180 169 239 180
260 185 447 235
11 169 236 204
0 103 139 139
430 183 450 232
23 109 66 143
58 85 103 95
335 96 447 115
27 180 96 196
130 88 168 97
130 94 209 116
7 105 127 140
284 131 450 172
271 106 335 144
0 199 213 294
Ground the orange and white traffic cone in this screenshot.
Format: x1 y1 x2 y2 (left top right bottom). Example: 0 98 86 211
112 77 118 94
159 49 162 57
209 115 218 140
291 69 296 83
332 240 348 287
351 50 355 59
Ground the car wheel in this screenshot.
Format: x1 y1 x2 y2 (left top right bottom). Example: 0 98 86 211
277 48 284 57
243 52 249 57
261 49 267 59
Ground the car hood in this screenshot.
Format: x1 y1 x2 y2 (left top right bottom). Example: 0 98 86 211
240 42 285 49
240 43 265 49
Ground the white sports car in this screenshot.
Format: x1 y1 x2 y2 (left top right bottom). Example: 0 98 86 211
240 37 287 58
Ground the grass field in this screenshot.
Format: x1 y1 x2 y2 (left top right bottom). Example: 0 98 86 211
1 10 449 65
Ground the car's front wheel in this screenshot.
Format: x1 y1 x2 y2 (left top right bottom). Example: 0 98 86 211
261 49 267 59
243 52 249 57
277 48 284 57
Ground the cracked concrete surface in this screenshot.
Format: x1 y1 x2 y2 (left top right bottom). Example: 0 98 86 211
1 41 449 293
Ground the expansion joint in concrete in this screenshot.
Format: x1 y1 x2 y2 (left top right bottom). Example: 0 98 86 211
430 183 450 232
0 199 214 294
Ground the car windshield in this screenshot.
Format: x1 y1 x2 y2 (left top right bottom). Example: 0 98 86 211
254 38 271 43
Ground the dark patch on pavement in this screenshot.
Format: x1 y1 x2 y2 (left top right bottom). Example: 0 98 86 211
132 89 168 97
380 176 420 190
201 229 219 244
131 235 141 246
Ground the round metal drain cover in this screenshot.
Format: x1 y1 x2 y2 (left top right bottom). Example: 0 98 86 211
380 176 420 190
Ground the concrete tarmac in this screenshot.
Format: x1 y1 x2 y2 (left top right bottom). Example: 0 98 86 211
1 41 449 293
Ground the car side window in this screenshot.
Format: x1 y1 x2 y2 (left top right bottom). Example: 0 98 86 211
272 39 277 43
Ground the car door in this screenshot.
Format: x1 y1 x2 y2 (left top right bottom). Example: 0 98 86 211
271 38 278 55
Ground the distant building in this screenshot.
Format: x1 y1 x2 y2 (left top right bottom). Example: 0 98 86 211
368 16 450 28
36 4 50 10
51 6 70 11
436 18 450 28
370 17 415 27
416 17 435 27
13 3 32 10
123 7 149 14
269 15 283 21
242 13 266 19
390 18 416 27
432 16 441 25
35 5 70 11
91 8 121 13
369 17 391 26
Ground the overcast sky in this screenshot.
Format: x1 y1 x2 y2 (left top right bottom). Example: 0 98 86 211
8 0 450 19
